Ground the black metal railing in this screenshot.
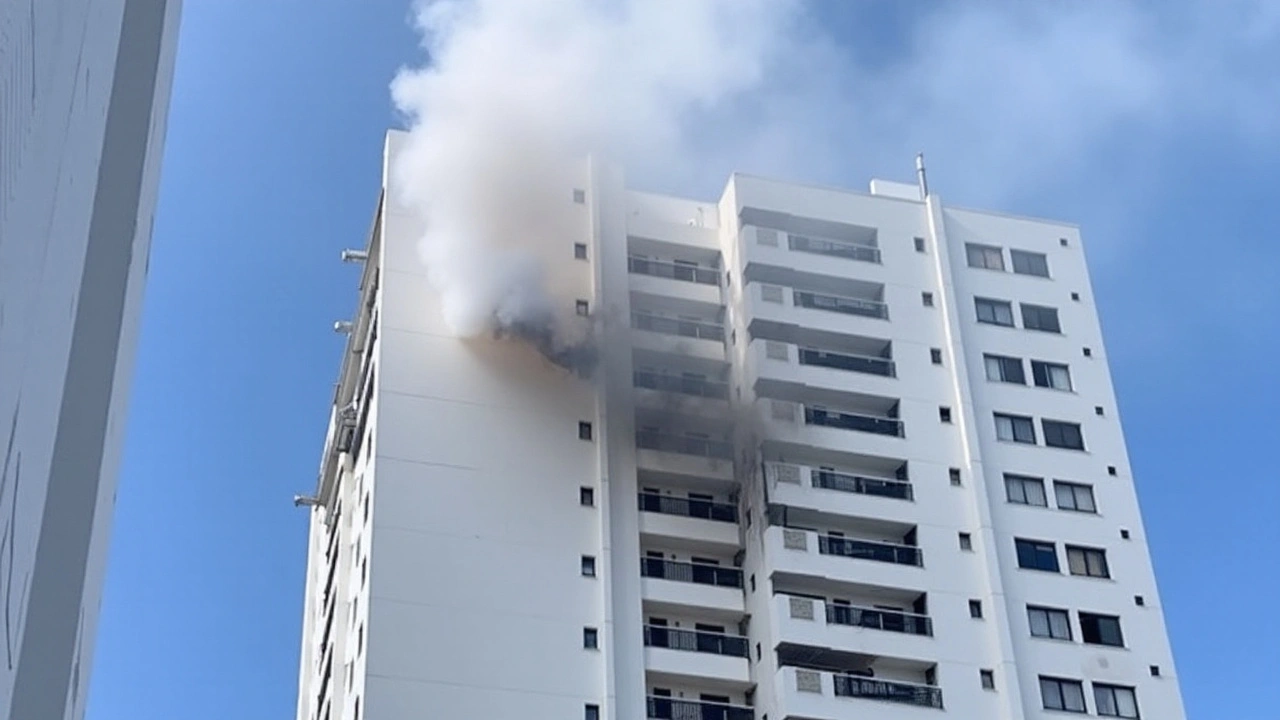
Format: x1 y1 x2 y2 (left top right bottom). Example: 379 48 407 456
826 604 932 636
647 698 753 720
632 312 725 342
812 469 913 501
644 626 749 657
798 347 895 377
638 493 737 523
833 675 943 709
635 431 734 460
641 557 743 588
788 234 881 263
793 290 888 319
633 370 730 400
629 256 720 285
805 407 903 437
818 535 922 566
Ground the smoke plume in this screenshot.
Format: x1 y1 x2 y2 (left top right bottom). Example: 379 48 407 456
389 0 792 375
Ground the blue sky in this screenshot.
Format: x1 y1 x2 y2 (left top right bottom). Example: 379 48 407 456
87 1 1278 719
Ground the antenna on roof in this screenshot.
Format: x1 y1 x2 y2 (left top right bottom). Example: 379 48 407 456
915 153 929 198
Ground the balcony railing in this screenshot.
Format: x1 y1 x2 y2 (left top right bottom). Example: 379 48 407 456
788 234 881 264
636 431 734 460
629 256 720 285
833 675 944 709
818 534 922 567
798 347 895 377
812 468 913 501
639 493 737 523
644 625 749 657
805 406 903 437
632 312 725 342
793 289 888 319
641 557 743 588
826 603 932 636
634 370 730 400
647 697 753 720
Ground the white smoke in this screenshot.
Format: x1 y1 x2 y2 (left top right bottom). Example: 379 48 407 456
389 0 795 374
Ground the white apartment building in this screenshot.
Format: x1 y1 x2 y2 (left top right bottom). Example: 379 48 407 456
0 1 182 718
295 129 1185 720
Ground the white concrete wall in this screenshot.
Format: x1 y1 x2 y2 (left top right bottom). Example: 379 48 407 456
0 1 181 718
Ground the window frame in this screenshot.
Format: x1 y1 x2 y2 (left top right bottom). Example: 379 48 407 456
984 354 1026 384
1040 676 1088 714
1066 545 1110 578
975 297 1016 327
1031 360 1072 391
1042 419 1085 450
1027 605 1072 640
1054 481 1097 513
1015 538 1060 572
1010 249 1050 277
1079 612 1125 647
1094 683 1140 718
966 243 1005 271
1005 474 1048 507
995 413 1037 444
1020 303 1062 333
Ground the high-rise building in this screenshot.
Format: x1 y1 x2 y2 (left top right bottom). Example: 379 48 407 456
295 129 1184 720
0 1 182 718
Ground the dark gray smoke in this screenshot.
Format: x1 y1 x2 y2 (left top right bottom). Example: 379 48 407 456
495 313 598 377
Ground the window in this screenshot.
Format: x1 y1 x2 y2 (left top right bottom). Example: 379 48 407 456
1094 684 1140 718
966 243 1005 270
1066 545 1110 578
1021 304 1061 332
1040 676 1087 713
1108 465 1118 476
583 627 599 649
578 421 593 440
975 297 1015 326
574 242 588 260
1083 346 1093 357
1149 666 1160 677
914 236 926 252
1054 481 1096 513
949 468 962 486
980 669 996 690
939 407 952 423
1120 529 1131 540
1028 606 1072 640
959 532 973 551
1015 539 1059 572
1005 474 1047 506
581 556 597 577
1060 237 1070 247
1011 249 1050 277
580 486 595 506
1031 361 1072 390
1043 420 1085 450
1134 595 1145 606
968 600 983 618
1080 612 1124 647
576 299 590 316
922 291 934 307
573 189 586 204
1071 291 1081 301
1096 405 1106 416
984 354 1026 384
585 704 600 720
995 413 1036 444
930 348 943 365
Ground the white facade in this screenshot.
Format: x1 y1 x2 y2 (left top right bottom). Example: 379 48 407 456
295 130 1185 720
0 1 182 718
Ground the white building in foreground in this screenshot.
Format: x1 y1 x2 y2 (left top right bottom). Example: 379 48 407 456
295 129 1185 720
0 2 182 719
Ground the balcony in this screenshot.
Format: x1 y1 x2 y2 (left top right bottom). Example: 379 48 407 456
819 534 922 567
633 312 724 342
638 492 741 549
804 405 903 437
797 347 894 377
640 492 737 523
632 312 726 362
641 558 744 613
826 603 931 636
636 431 733 461
774 666 943 719
642 558 742 588
793 289 888 320
644 626 749 658
647 697 753 720
635 430 735 482
771 593 935 662
811 467 912 501
788 233 881 264
834 674 943 709
630 256 720 285
634 370 730 401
